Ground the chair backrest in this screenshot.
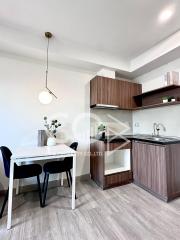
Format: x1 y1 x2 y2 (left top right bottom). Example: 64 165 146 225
69 142 78 151
0 146 12 178
64 142 78 169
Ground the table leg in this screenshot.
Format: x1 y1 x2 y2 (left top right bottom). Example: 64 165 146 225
72 154 76 210
7 160 14 229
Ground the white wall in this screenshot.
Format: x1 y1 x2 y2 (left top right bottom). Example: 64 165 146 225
0 55 93 190
133 58 180 137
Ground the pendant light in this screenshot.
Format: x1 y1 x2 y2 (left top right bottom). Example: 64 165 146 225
39 32 57 104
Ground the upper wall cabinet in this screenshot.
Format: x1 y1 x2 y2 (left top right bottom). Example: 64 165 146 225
90 76 142 110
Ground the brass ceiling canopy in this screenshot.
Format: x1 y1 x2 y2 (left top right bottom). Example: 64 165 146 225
45 32 53 39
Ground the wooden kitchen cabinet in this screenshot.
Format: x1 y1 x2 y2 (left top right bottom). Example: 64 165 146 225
132 140 180 201
90 76 142 109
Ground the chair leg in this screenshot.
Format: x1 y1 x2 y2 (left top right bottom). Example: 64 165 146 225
42 173 49 207
42 173 47 193
68 170 72 184
68 170 77 200
66 171 71 187
0 188 9 218
37 175 43 208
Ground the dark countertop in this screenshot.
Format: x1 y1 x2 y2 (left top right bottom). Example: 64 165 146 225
91 134 180 145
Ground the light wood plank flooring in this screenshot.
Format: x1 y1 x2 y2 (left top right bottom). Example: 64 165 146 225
1 180 180 240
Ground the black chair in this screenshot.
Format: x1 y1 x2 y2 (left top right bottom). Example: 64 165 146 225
0 146 43 218
42 142 78 206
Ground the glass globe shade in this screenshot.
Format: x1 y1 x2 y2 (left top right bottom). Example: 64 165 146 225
38 91 52 104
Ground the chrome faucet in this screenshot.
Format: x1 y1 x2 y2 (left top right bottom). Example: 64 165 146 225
153 123 158 136
153 123 166 136
156 123 166 136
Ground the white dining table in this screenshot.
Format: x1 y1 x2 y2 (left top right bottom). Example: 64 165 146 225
7 144 76 230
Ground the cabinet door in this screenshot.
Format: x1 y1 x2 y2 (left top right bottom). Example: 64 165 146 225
132 141 167 198
118 80 142 109
90 76 119 106
132 141 148 187
107 78 119 106
118 81 133 109
98 77 119 106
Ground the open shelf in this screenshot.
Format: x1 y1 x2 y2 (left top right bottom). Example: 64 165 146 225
133 84 180 110
105 162 130 175
104 149 130 175
134 85 180 98
134 101 180 110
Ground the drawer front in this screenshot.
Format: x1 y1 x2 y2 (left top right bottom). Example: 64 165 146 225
104 171 132 189
105 142 131 151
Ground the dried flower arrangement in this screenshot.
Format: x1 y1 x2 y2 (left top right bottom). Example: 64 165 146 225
44 116 61 138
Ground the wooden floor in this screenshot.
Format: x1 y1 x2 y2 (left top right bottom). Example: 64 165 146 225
1 180 180 240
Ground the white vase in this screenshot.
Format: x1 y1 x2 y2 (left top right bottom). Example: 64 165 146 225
47 137 56 146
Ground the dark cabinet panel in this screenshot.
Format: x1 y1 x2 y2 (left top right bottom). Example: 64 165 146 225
131 82 142 108
90 141 105 188
90 76 142 109
166 144 180 199
90 77 98 106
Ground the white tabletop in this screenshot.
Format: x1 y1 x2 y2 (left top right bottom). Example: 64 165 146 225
7 143 77 229
12 144 76 160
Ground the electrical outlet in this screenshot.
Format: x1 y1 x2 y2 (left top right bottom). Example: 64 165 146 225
135 122 140 127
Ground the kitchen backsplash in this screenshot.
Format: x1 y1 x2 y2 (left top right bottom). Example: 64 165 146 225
90 109 133 137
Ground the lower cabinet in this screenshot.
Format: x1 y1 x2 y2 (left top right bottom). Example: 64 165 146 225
132 140 180 201
132 141 167 200
91 139 180 200
90 140 132 189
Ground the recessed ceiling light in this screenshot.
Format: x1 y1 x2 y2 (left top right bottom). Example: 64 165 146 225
158 7 175 23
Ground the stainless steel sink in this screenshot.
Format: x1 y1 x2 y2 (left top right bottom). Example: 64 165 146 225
143 136 180 142
133 134 180 142
146 137 171 142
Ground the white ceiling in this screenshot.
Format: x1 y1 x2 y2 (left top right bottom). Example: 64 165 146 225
0 0 180 76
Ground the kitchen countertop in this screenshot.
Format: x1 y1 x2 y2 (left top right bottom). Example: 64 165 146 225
91 134 180 145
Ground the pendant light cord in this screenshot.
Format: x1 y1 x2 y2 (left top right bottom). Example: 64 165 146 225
45 37 49 89
45 35 57 98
